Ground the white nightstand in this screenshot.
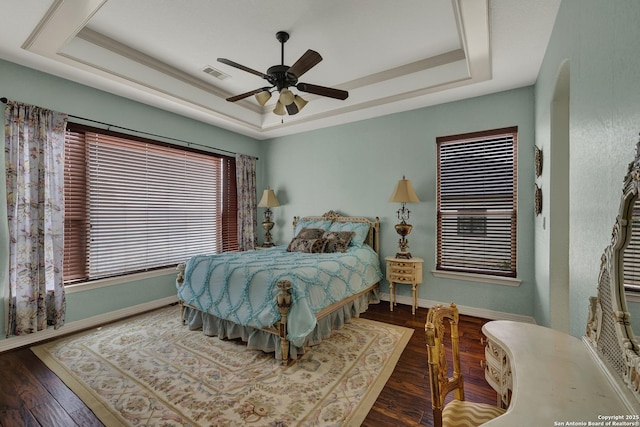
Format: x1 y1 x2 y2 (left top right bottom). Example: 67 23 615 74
385 256 424 315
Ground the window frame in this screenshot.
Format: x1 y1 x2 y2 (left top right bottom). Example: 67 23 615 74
436 126 518 279
63 123 237 285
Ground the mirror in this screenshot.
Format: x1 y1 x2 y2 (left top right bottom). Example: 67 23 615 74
586 140 640 402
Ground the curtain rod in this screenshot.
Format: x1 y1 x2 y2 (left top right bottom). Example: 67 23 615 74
0 97 257 160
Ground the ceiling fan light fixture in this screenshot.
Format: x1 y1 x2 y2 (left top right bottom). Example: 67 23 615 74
279 88 295 105
255 90 272 106
293 95 308 111
219 31 348 118
273 100 286 116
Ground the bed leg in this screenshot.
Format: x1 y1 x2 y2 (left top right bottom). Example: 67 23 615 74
176 263 186 324
276 280 293 365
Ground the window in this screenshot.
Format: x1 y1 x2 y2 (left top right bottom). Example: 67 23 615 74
436 127 518 277
624 198 640 293
63 124 237 284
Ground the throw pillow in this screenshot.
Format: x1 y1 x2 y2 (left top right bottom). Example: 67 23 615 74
322 231 354 253
286 237 328 253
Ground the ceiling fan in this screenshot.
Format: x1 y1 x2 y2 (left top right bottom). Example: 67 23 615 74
217 31 349 116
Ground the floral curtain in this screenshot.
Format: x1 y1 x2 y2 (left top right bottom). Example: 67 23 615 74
235 154 257 251
4 101 67 337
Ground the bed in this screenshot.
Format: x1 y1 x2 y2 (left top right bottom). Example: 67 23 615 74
176 210 382 364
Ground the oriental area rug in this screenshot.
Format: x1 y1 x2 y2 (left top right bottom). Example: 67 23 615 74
31 304 412 427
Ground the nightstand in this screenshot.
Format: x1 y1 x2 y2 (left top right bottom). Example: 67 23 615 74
385 256 424 315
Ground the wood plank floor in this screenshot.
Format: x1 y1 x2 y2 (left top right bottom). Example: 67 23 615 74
360 303 498 426
0 302 497 426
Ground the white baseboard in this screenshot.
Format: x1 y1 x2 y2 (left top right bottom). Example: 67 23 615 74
0 295 179 353
2 293 533 353
380 292 536 324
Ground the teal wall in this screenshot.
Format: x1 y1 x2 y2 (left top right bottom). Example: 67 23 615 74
262 87 536 318
533 0 640 336
0 58 261 339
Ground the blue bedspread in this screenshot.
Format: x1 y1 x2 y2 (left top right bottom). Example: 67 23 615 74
177 244 382 345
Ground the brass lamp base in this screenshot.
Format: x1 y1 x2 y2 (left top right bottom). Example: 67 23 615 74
395 251 412 259
395 221 413 259
262 220 275 247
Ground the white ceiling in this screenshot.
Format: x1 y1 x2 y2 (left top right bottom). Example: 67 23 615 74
0 0 560 140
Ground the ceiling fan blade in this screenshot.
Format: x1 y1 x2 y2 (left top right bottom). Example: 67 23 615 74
287 50 322 78
217 58 268 79
296 82 349 100
226 87 270 102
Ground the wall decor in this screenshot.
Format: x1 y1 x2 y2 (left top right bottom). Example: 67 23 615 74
535 145 543 177
535 184 542 215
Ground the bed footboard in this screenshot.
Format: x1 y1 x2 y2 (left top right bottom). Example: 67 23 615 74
276 280 293 365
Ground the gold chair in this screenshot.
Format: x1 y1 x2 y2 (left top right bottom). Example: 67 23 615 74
425 303 505 427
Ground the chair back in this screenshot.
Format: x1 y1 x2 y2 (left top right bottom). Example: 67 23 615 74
425 303 464 426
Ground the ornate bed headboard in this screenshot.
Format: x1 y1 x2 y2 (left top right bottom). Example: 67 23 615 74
292 210 381 254
586 138 640 405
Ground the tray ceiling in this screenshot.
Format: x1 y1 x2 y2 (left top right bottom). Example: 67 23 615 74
0 0 559 139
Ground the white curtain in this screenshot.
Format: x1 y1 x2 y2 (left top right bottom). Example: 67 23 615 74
4 101 67 336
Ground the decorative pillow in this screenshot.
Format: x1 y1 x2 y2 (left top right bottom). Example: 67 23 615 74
293 219 332 236
295 228 325 239
328 221 370 247
322 231 354 253
286 237 328 253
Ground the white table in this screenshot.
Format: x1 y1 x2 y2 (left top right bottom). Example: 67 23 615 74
482 320 637 426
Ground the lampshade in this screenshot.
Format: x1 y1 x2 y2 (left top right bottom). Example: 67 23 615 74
273 100 286 116
293 95 308 111
389 176 420 203
255 90 272 106
258 189 281 208
279 88 295 105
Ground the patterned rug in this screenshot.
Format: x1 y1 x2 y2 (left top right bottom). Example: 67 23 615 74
32 304 412 426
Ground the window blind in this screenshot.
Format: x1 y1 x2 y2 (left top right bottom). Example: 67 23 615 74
63 131 88 281
64 126 237 283
436 127 518 277
624 199 640 292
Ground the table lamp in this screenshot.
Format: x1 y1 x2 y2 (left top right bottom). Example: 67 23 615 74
389 176 420 258
258 188 280 247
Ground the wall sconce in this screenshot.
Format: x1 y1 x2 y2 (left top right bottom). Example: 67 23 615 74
257 188 281 247
389 176 420 258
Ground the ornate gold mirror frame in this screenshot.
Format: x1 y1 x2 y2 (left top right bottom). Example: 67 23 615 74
586 138 640 405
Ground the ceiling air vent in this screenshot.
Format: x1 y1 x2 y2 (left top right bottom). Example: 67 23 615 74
202 65 230 80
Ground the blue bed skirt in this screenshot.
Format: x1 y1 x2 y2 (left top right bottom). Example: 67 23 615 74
181 287 380 360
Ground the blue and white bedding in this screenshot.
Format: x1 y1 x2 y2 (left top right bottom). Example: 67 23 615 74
177 244 382 346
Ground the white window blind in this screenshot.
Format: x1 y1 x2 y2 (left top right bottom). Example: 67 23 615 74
436 127 518 277
624 199 640 292
64 126 237 283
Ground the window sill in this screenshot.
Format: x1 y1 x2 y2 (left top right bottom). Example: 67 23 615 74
431 269 522 287
65 266 179 294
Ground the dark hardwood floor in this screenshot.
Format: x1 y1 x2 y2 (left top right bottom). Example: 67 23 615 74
0 302 497 427
360 303 498 426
